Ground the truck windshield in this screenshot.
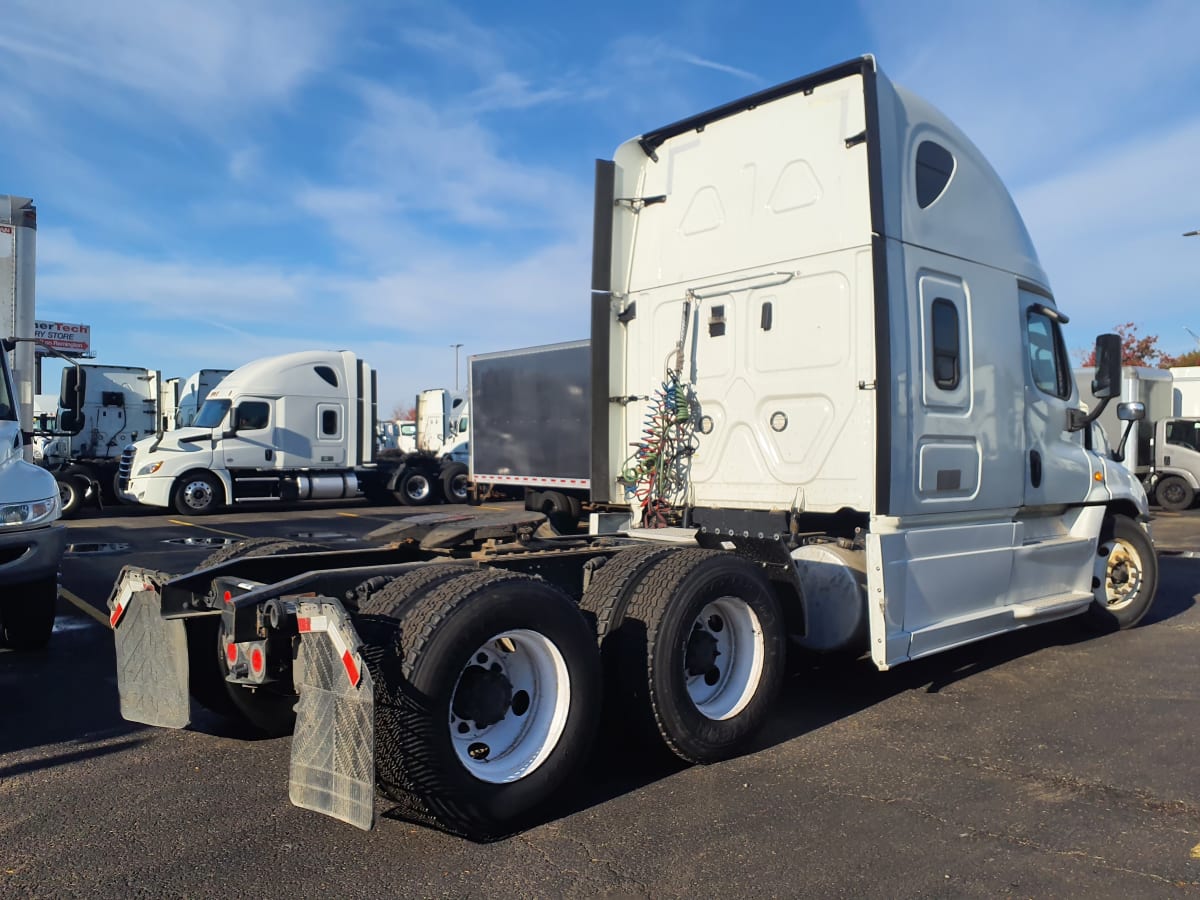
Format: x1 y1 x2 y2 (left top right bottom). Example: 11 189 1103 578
193 398 231 429
0 358 15 421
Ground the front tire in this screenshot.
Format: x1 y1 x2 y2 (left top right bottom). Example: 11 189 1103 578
1155 476 1194 512
609 549 786 764
172 471 223 515
369 569 601 839
1087 515 1158 630
0 576 57 650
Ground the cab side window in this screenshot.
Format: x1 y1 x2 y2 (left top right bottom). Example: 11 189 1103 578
1026 310 1071 399
1165 420 1200 453
236 401 270 431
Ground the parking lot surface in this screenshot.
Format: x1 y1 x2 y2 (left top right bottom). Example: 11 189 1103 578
2 502 1198 897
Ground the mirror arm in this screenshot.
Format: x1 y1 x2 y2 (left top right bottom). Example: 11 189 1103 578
1112 420 1136 463
1067 394 1114 433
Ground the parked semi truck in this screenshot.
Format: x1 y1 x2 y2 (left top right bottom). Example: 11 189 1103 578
40 364 233 515
108 57 1157 839
117 350 469 514
1 195 64 649
469 340 591 528
40 362 174 514
1077 365 1200 510
170 368 233 429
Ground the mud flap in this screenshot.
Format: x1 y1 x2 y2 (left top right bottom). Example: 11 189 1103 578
289 599 376 831
109 570 190 728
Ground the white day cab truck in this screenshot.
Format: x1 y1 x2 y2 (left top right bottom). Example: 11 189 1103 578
1077 365 1200 511
117 350 470 514
1 195 64 649
108 57 1157 839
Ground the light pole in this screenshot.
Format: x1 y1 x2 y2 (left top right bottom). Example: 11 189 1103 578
450 343 463 390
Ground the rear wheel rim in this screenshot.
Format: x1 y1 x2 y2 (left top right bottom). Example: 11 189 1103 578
405 475 431 501
1162 481 1186 505
449 474 468 501
683 596 765 721
1097 537 1144 611
448 629 570 784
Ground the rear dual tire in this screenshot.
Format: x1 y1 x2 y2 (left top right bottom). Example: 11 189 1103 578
583 547 786 764
361 568 601 839
189 538 325 735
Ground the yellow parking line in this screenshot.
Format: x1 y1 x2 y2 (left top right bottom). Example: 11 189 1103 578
168 519 250 539
480 505 507 511
60 587 111 628
336 512 360 518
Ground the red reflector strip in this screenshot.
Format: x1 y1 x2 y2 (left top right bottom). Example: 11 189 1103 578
109 602 125 629
341 650 360 687
223 591 233 604
297 617 311 633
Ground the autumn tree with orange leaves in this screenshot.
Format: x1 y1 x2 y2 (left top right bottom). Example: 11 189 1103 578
1079 322 1194 367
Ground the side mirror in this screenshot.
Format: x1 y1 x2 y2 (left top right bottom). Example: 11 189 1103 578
1117 401 1145 422
1091 333 1121 399
60 367 86 410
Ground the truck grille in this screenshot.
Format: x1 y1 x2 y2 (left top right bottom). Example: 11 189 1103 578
117 445 136 491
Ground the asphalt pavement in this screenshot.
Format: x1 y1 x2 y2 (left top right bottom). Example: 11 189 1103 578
1 502 1197 897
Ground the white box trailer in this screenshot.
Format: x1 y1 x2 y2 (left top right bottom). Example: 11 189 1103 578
0 195 64 649
107 57 1156 839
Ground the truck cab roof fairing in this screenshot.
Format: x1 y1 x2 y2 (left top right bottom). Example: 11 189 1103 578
873 77 1049 290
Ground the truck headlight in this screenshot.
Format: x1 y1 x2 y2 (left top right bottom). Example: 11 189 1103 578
137 461 164 476
0 495 59 527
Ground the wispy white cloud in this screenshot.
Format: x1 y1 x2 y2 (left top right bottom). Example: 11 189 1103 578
0 0 340 129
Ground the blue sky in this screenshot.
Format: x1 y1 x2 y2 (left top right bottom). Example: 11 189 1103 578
3 0 1199 414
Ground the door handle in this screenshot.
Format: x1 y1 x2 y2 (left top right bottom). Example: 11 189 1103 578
265 449 273 461
1164 454 1171 466
1029 450 1042 488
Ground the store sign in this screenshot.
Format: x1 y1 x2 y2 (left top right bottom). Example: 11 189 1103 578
34 320 91 354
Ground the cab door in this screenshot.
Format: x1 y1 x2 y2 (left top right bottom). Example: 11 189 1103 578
1021 292 1092 507
221 398 276 470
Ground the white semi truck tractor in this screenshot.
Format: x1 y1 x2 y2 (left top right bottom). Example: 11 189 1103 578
1 195 64 649
107 56 1156 839
118 350 468 513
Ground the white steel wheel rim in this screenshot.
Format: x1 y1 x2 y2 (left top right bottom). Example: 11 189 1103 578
1097 537 1144 611
448 629 571 784
683 596 765 721
406 475 431 501
183 480 213 510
